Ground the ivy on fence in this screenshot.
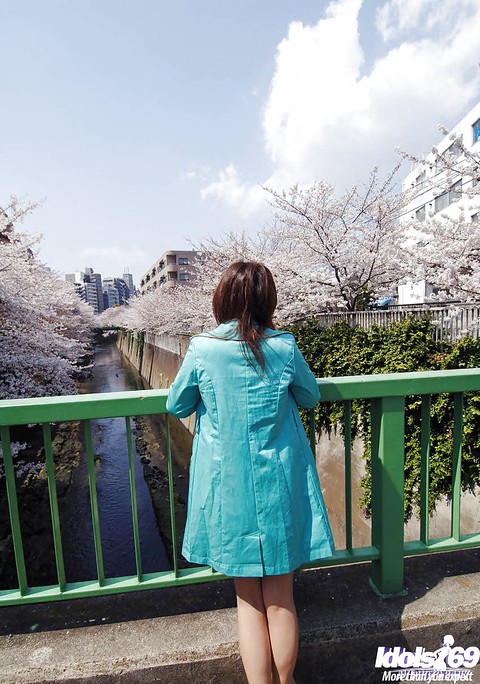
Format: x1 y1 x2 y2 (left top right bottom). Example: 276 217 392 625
288 316 480 521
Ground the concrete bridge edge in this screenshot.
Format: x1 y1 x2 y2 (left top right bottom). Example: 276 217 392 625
0 550 479 684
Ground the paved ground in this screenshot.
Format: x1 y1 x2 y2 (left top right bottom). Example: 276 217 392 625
0 549 479 683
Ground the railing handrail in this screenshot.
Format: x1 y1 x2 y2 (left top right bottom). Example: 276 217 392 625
1 368 480 605
318 367 480 399
3 368 480 424
0 390 169 425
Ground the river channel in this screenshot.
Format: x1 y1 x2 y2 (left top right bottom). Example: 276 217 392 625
60 340 170 582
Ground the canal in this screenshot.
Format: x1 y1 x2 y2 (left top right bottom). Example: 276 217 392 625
60 340 171 582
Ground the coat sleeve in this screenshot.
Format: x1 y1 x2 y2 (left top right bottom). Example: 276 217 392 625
289 339 320 408
166 340 201 418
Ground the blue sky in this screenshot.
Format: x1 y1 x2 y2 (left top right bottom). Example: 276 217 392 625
2 0 480 284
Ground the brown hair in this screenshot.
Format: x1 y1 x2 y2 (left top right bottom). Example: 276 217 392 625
212 261 277 366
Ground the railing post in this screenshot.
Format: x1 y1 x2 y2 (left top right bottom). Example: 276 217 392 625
369 396 407 598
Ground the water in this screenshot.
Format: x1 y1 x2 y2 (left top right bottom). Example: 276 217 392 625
61 340 169 581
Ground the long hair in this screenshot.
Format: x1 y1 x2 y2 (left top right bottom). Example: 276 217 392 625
212 261 277 366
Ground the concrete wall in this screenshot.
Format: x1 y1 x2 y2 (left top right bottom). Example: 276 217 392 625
117 330 196 436
117 331 190 388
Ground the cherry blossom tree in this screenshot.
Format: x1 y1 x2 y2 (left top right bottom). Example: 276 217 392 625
103 168 416 335
263 166 411 311
98 231 268 335
0 197 95 399
403 210 480 301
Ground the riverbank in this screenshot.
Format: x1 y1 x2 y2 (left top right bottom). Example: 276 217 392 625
0 421 82 588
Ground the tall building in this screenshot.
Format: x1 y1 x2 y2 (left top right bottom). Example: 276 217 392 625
84 267 104 313
399 102 480 304
103 277 129 306
122 269 134 298
103 282 120 309
65 267 103 313
65 266 135 312
139 250 197 294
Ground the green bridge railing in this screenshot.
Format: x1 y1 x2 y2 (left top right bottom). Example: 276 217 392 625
0 369 479 606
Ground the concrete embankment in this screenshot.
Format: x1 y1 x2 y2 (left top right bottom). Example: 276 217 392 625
117 331 195 436
116 331 188 390
0 549 479 683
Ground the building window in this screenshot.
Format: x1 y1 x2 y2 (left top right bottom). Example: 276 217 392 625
445 140 462 157
179 272 190 281
435 191 449 212
450 179 462 202
415 171 426 188
415 206 426 221
179 257 189 265
473 118 480 144
168 271 178 280
167 255 177 265
434 180 462 212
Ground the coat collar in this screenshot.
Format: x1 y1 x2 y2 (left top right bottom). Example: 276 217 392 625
203 320 286 340
208 320 241 339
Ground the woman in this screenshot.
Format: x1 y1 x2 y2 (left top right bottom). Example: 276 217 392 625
166 261 334 684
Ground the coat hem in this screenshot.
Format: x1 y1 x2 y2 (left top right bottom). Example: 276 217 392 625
182 546 335 578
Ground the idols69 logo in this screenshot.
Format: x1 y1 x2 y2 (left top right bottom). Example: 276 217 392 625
374 635 479 682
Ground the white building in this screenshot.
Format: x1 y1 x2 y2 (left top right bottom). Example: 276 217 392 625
399 102 480 304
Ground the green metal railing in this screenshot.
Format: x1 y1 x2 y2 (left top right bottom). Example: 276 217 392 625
1 369 480 606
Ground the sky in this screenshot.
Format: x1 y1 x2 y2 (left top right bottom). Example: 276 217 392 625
2 0 480 285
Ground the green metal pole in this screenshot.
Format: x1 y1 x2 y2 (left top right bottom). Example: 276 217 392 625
369 396 407 598
166 415 179 577
42 424 66 591
343 400 353 553
451 393 463 542
125 417 143 582
420 395 431 545
0 426 28 595
83 419 105 586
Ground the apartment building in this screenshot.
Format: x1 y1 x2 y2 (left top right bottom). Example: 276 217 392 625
65 267 134 313
139 250 197 294
398 102 480 304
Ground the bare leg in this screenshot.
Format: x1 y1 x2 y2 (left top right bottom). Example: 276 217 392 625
234 577 272 684
262 573 298 684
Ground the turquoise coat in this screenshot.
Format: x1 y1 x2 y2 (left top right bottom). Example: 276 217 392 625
166 320 335 577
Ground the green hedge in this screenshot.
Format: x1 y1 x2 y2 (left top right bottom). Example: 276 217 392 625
288 317 480 521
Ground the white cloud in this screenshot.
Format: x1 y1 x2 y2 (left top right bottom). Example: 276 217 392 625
376 0 478 42
263 0 364 185
200 163 266 216
180 164 212 182
201 0 480 215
